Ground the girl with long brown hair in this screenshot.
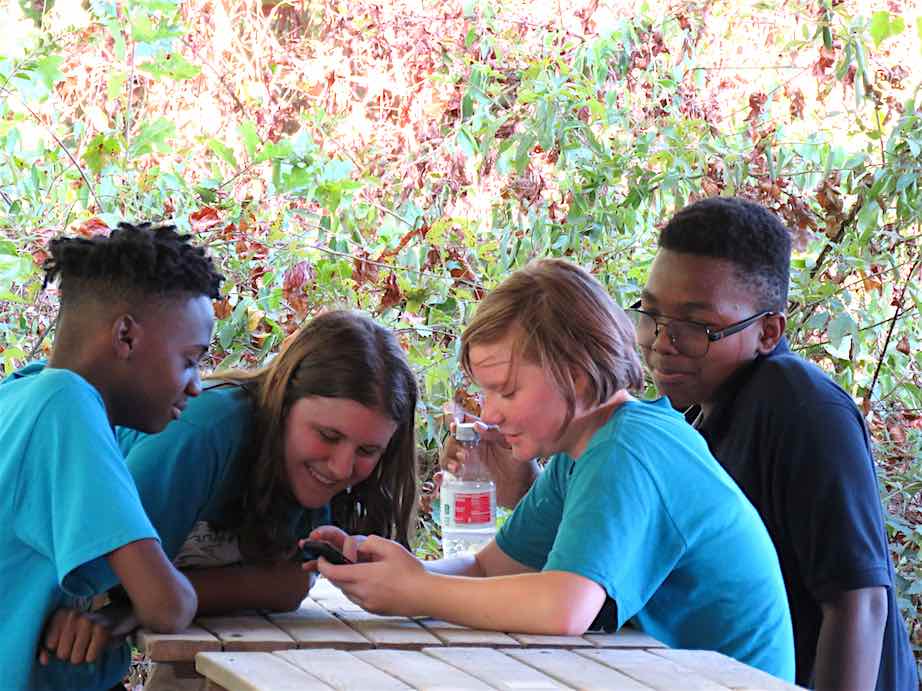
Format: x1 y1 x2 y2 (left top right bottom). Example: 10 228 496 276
119 309 418 616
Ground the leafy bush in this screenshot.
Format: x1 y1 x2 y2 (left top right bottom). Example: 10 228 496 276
2 0 920 661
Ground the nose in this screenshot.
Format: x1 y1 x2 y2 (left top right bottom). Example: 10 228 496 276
186 369 203 397
480 392 503 427
327 444 355 482
650 319 680 355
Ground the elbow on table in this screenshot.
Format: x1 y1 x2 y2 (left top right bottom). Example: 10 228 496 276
545 604 596 637
270 590 308 613
137 585 198 633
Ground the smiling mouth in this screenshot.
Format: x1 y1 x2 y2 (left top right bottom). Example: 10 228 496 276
306 465 337 486
652 369 692 384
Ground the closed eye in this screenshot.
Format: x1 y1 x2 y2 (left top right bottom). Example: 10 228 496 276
318 429 341 443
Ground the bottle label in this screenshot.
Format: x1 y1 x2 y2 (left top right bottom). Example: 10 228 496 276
453 491 493 524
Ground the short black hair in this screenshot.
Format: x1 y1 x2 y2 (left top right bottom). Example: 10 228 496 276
658 196 792 312
43 221 224 306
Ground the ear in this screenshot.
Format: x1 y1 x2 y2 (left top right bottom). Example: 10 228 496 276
570 364 591 405
756 312 786 355
111 313 142 360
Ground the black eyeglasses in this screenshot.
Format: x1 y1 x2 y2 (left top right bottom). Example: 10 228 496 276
627 301 776 358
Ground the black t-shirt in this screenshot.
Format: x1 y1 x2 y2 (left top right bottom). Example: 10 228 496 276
695 339 916 690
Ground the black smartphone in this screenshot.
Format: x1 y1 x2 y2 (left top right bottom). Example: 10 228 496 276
298 539 354 565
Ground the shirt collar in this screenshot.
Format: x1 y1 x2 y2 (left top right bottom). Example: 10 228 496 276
696 336 790 435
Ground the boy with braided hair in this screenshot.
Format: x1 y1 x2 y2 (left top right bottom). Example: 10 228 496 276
0 222 223 690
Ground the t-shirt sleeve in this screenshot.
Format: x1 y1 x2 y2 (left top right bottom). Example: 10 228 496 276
13 385 156 597
497 442 685 629
777 400 891 599
126 412 240 560
495 457 567 570
545 442 685 629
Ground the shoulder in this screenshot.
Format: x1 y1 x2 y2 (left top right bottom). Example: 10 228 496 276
579 398 715 483
175 384 254 430
747 350 854 411
3 367 106 421
591 398 708 457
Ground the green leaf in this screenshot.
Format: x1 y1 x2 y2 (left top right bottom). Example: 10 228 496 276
239 120 259 159
106 70 127 100
828 312 856 349
82 133 122 174
137 52 201 80
130 117 175 156
869 11 905 48
32 56 64 91
207 138 238 168
0 254 35 283
457 127 478 158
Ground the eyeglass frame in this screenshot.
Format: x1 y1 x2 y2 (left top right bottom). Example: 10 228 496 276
627 300 777 358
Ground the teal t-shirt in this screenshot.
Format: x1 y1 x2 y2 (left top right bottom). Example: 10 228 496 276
496 397 795 680
0 367 157 690
118 384 329 561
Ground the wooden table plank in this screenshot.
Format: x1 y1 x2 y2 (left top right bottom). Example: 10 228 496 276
196 615 297 652
136 624 222 662
195 651 332 690
267 599 371 649
424 646 568 689
355 649 497 690
417 618 520 647
576 649 731 691
275 649 413 690
328 607 442 649
506 648 653 690
309 577 350 602
650 650 800 690
583 628 666 649
509 633 593 648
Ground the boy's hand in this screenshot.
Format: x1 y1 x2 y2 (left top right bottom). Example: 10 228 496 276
38 608 115 666
317 535 426 617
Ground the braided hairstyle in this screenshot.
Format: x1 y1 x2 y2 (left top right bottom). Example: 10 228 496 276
43 221 223 305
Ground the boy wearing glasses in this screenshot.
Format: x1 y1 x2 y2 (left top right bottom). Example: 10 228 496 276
631 196 914 691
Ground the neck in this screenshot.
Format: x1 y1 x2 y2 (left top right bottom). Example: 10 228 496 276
48 350 117 427
561 388 632 460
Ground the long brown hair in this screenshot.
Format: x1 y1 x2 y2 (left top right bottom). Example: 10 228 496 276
215 310 418 555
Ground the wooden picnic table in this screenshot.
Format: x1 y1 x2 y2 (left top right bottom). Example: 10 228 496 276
136 577 802 691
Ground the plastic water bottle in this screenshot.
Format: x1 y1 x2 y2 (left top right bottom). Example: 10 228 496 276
440 422 496 557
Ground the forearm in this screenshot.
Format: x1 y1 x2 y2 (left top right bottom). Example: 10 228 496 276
424 554 483 577
814 588 886 690
413 570 602 635
184 563 315 615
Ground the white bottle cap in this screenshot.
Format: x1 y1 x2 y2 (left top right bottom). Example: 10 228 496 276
455 422 479 442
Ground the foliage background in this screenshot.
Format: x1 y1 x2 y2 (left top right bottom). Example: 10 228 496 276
2 0 921 669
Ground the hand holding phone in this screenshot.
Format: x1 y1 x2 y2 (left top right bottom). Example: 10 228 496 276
298 539 353 565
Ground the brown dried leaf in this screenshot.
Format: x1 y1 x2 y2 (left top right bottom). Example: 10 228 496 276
352 250 380 288
189 207 222 233
378 272 403 312
76 217 110 238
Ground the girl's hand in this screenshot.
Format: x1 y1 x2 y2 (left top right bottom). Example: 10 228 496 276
38 608 114 666
304 526 367 565
317 535 426 617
